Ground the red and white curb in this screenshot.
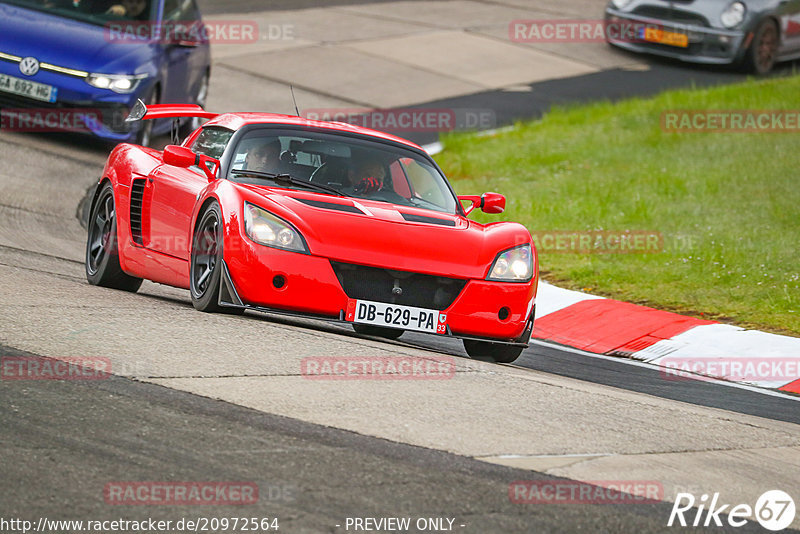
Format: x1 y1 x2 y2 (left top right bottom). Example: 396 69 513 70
534 281 800 394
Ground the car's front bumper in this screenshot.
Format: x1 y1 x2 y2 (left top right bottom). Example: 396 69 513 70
223 234 537 343
605 8 748 65
0 59 147 141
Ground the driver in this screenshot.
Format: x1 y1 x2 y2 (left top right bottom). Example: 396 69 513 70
349 157 387 194
244 139 282 173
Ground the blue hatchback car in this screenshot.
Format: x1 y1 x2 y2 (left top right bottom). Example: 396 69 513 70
0 0 211 145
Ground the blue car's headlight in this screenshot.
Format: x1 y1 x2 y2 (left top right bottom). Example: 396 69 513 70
86 73 146 94
487 244 533 282
244 202 308 253
721 1 746 28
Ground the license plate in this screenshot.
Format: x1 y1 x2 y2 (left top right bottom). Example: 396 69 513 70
346 299 447 335
639 27 689 48
0 73 57 103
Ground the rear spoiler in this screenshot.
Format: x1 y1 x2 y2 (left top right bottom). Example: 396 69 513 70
125 99 218 122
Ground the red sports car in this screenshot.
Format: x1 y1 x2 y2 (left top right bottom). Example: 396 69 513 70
85 102 538 362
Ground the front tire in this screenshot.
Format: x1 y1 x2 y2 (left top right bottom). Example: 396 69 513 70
85 183 143 292
190 203 244 315
463 339 524 364
353 324 404 340
744 19 779 74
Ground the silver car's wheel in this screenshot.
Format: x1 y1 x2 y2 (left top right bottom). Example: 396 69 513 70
745 19 779 74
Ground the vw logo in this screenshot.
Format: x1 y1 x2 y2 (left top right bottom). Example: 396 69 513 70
19 57 40 76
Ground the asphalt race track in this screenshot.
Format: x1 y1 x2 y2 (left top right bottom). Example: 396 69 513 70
1 344 728 534
2 1 800 532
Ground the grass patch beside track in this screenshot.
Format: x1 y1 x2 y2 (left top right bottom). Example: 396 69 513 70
436 75 800 336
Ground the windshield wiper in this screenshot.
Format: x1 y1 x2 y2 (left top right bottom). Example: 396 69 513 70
231 169 343 196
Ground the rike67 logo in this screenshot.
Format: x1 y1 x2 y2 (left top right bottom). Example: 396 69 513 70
668 490 795 531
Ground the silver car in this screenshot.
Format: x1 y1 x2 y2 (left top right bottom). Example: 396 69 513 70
605 0 800 73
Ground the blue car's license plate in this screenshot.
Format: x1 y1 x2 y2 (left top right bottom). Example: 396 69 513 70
0 73 57 103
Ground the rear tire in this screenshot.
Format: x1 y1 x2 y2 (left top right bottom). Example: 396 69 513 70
743 19 778 74
353 324 404 340
85 183 143 292
463 339 524 364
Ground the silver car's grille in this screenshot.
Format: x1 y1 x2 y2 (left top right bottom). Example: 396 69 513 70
632 6 710 27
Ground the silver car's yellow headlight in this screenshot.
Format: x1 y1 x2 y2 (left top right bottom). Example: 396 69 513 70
244 202 308 253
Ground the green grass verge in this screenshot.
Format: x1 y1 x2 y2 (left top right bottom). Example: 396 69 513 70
435 75 800 336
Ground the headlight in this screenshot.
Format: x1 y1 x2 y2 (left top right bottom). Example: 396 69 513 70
243 203 308 253
611 0 633 9
720 2 746 28
487 244 533 282
86 74 145 94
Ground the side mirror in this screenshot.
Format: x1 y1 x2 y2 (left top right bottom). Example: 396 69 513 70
458 192 506 216
162 145 219 181
163 145 195 167
480 192 506 214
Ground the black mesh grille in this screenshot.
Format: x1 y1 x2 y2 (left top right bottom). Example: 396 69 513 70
632 6 709 26
130 179 145 245
331 261 467 310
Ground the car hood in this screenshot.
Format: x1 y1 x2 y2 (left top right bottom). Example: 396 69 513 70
0 3 155 75
238 187 530 280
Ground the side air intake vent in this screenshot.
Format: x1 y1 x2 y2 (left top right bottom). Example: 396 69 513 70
130 179 146 245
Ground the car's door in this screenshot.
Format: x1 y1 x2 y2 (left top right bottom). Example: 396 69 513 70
778 0 800 52
160 0 207 103
147 126 234 259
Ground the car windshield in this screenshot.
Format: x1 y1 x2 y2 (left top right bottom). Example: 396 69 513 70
2 0 157 25
229 129 460 215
